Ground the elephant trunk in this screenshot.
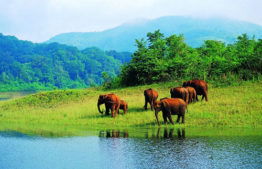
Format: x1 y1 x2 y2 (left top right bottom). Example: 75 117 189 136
97 102 103 114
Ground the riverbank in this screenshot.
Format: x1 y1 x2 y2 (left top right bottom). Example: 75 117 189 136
0 81 261 135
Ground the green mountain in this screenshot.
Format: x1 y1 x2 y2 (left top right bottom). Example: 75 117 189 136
46 16 262 51
0 33 131 91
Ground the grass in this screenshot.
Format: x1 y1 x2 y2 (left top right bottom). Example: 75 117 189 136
0 80 261 137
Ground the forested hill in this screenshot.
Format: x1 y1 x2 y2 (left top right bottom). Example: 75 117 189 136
0 33 131 91
46 16 262 51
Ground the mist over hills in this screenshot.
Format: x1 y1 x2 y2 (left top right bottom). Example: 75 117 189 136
46 16 262 52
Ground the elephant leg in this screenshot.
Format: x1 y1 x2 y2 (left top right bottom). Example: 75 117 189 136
105 106 110 116
155 111 160 126
124 106 127 114
182 115 185 124
115 104 120 117
150 100 154 110
177 115 181 123
201 94 205 101
163 112 168 125
204 91 208 101
111 105 116 118
190 94 193 103
144 98 148 110
167 113 174 125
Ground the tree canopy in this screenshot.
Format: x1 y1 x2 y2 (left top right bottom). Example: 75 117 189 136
118 30 262 86
0 33 131 91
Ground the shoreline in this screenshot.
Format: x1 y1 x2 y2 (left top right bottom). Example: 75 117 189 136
0 80 261 136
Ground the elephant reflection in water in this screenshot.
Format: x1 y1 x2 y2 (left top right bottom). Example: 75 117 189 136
151 128 185 139
99 130 129 138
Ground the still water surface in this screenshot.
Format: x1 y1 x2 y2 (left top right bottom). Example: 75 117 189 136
0 91 37 101
0 129 261 169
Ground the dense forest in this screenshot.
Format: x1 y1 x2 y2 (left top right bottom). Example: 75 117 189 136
1 30 261 91
0 33 131 91
114 30 262 87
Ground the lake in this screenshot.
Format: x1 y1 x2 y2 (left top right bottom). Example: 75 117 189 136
0 128 261 169
0 91 37 101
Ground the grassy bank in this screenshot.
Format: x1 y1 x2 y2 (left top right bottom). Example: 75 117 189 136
0 81 262 135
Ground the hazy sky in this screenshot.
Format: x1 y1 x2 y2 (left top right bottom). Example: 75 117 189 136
0 0 261 42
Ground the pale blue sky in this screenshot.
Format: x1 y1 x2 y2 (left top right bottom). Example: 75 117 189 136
0 0 261 42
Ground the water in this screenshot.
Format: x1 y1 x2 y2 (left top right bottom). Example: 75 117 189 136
0 91 37 101
0 129 261 169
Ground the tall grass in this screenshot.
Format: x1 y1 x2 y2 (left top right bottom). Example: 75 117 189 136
0 81 261 136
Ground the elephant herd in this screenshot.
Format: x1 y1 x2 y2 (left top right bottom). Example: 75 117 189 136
97 94 128 117
97 79 208 125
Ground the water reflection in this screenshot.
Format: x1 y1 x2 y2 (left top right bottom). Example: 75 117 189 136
96 128 262 169
0 131 34 139
157 128 185 139
0 128 261 169
99 130 129 138
98 128 186 140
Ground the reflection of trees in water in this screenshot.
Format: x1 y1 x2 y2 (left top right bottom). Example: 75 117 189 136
99 130 129 138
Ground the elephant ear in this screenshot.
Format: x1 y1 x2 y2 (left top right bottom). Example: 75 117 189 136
170 88 173 95
99 94 106 100
161 100 170 113
105 95 116 103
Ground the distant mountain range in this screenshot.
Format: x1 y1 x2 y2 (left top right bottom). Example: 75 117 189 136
46 16 262 52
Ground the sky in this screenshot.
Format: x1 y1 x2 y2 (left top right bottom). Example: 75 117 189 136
0 0 261 42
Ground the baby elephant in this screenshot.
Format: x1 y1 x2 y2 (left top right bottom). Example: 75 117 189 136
154 98 187 126
119 100 128 114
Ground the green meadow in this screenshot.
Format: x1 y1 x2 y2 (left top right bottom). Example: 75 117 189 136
0 80 262 136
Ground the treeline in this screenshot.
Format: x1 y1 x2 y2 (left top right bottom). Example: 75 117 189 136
0 33 131 91
114 30 262 87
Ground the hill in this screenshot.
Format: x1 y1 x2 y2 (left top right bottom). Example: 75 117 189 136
0 33 131 91
46 16 262 51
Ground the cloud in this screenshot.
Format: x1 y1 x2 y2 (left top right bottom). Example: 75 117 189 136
0 0 261 42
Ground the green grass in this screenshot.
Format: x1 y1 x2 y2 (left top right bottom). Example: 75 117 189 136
0 80 262 137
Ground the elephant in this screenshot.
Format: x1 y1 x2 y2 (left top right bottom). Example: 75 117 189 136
183 79 208 101
170 87 189 104
97 93 120 117
185 86 197 104
144 88 158 110
154 98 187 126
119 100 128 114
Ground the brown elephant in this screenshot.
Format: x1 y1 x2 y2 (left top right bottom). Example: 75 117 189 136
144 88 158 110
185 86 197 103
119 100 128 114
170 87 189 104
154 98 187 126
183 79 208 101
97 93 120 117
